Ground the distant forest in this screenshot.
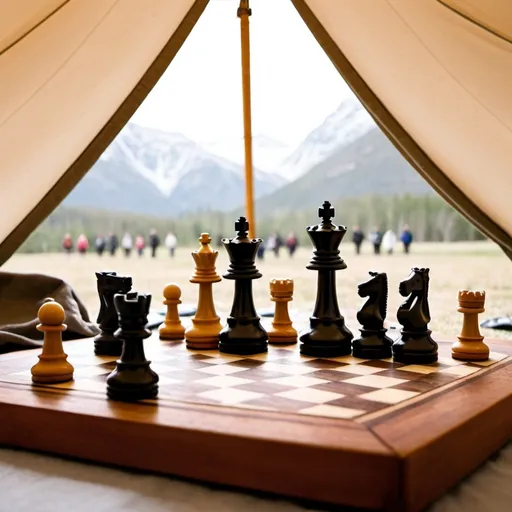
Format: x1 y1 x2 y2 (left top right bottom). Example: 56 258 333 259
18 193 485 253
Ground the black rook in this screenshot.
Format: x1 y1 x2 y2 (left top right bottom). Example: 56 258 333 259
106 291 159 401
299 201 353 357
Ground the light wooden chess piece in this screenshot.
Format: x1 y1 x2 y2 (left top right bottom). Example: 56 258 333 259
451 290 489 361
159 283 186 340
185 233 223 349
268 279 297 344
31 299 74 383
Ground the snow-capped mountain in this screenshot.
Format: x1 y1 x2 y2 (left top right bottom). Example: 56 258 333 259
278 97 376 180
65 123 285 216
64 97 383 217
203 134 294 176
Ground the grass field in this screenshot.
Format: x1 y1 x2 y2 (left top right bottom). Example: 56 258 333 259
4 241 512 340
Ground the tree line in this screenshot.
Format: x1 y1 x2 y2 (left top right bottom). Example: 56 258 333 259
18 193 485 253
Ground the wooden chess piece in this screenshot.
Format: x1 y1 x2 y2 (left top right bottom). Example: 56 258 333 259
452 290 489 361
299 201 353 357
159 283 186 340
268 279 297 344
393 267 438 364
185 233 223 349
352 271 393 359
31 299 74 383
219 217 268 355
106 292 159 401
94 271 132 355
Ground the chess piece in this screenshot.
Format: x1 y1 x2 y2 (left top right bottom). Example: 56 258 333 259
352 271 393 359
31 299 74 383
106 292 159 401
452 290 489 361
268 279 297 344
393 267 438 364
185 233 223 349
94 271 132 355
299 201 353 357
219 217 268 355
159 283 186 340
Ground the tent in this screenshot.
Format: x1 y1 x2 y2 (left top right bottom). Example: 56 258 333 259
1 0 511 264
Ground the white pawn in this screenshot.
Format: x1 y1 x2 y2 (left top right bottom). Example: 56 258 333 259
31 299 74 383
159 283 186 340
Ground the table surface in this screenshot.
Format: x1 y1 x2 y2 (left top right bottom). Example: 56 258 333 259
1 441 511 512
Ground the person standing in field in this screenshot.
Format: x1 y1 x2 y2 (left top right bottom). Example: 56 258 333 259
370 227 383 255
95 235 106 256
62 233 73 254
135 235 145 257
165 231 177 258
149 228 160 258
121 232 133 257
76 234 89 255
400 225 413 254
108 232 119 257
286 231 298 257
352 225 364 255
382 229 397 255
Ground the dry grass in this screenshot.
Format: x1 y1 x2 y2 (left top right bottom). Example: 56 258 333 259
3 241 512 340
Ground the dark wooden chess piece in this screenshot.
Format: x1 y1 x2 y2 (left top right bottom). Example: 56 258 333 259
94 271 132 356
299 201 353 357
218 217 268 355
393 267 438 364
106 291 159 402
352 271 393 359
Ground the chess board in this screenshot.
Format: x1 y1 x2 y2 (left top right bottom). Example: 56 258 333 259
0 332 511 512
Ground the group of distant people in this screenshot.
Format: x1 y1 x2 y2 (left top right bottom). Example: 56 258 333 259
62 230 178 258
256 232 298 260
352 225 413 255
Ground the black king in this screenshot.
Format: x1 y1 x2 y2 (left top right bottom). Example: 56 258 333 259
299 201 354 357
219 217 268 355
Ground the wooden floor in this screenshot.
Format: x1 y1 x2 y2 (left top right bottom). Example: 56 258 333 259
0 334 510 512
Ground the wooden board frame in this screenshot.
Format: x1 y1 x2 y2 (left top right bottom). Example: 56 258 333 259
0 338 510 512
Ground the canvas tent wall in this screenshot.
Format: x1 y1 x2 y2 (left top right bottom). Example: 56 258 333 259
0 0 511 263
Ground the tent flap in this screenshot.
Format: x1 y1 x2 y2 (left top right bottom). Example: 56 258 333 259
0 0 208 263
293 0 512 257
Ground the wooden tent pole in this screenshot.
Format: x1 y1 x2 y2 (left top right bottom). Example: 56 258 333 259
238 0 255 237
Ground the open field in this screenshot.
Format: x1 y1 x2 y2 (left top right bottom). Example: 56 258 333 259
4 241 512 340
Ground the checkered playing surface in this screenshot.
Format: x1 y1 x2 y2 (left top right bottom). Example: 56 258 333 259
0 337 507 420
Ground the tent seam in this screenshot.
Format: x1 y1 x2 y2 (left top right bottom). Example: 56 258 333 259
436 0 512 46
0 0 121 131
0 0 72 57
384 0 512 135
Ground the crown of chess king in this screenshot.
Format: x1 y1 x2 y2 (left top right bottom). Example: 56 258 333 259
306 201 347 271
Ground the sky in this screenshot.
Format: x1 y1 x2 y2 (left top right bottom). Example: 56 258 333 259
132 0 353 147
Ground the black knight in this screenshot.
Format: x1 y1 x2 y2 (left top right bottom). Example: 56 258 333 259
393 267 438 364
94 271 132 355
352 271 393 359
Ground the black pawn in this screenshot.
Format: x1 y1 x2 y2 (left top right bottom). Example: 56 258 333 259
94 271 132 356
218 217 268 355
352 271 393 359
393 267 438 364
299 201 353 357
106 292 159 401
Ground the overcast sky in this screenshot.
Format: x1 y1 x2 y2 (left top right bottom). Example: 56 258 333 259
132 0 352 146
